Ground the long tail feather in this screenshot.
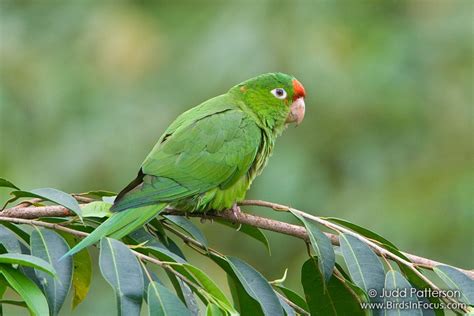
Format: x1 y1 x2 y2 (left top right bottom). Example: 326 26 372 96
62 203 165 258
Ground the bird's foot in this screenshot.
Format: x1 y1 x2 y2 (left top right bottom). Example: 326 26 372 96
230 203 241 224
200 212 213 224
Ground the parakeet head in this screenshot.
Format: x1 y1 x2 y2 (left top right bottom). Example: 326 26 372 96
230 72 306 132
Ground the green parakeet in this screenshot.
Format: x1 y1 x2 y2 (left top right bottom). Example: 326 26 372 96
65 72 306 257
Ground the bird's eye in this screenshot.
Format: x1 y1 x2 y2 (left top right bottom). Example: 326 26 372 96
270 88 287 100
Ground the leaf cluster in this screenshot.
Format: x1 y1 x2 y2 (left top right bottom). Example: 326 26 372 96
0 178 472 316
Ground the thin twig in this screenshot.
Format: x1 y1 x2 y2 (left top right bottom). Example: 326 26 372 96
0 215 203 297
161 220 224 257
239 200 469 312
1 203 472 278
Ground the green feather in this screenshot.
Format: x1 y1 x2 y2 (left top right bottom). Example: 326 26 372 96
62 204 164 258
63 72 302 258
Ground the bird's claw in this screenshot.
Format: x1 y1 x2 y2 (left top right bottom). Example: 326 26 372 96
230 203 241 224
200 212 213 224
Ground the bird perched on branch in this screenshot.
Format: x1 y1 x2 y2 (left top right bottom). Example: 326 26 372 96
65 72 306 257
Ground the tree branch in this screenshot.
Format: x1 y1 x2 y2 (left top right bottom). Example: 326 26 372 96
1 201 472 279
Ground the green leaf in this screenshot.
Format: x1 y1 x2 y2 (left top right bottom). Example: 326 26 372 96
339 233 385 304
0 299 28 308
398 265 444 316
289 210 335 283
0 253 56 276
277 295 296 316
0 223 30 243
129 228 186 263
384 270 422 316
0 225 23 254
64 204 163 258
0 276 6 316
301 257 365 315
11 188 82 218
228 273 263 315
31 229 73 316
216 220 271 254
58 233 92 310
71 247 92 309
143 269 163 293
0 265 49 316
0 276 6 296
210 254 264 315
17 243 42 289
147 281 192 316
274 285 309 313
165 271 199 315
181 263 237 314
0 178 19 190
328 219 411 262
81 201 113 218
227 256 284 316
433 265 474 305
326 217 398 249
206 303 225 316
163 215 208 248
99 238 144 316
79 190 117 198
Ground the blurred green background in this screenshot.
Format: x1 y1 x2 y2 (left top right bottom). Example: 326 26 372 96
1 1 472 315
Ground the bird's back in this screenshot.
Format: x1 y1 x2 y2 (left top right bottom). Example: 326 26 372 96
111 93 266 212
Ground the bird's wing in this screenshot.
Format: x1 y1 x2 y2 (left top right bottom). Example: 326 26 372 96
111 108 262 212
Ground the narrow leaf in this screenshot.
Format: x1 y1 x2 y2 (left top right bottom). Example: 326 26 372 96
17 243 42 289
434 265 474 305
277 295 296 316
0 275 7 316
181 263 237 314
339 233 385 305
275 285 309 313
79 190 117 198
163 215 208 248
31 229 73 316
0 225 23 254
0 178 19 190
290 210 335 283
71 247 92 309
301 257 365 315
326 217 398 249
211 254 264 315
129 228 186 263
99 238 144 316
0 265 49 316
0 254 56 276
11 188 82 218
81 201 113 218
226 273 263 315
58 233 92 310
0 299 28 308
398 265 444 316
227 256 284 316
384 270 422 316
147 281 191 316
165 271 199 315
0 223 30 243
65 204 163 258
206 303 225 316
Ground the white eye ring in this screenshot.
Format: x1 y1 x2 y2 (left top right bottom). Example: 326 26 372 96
271 88 287 99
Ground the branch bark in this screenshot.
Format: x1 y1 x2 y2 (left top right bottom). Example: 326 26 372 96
1 201 473 279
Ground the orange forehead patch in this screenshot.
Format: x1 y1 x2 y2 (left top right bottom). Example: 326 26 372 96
292 79 306 100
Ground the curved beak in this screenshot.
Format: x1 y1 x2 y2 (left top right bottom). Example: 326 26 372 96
286 97 305 125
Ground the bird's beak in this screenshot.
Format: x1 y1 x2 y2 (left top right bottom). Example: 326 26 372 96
286 97 305 125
